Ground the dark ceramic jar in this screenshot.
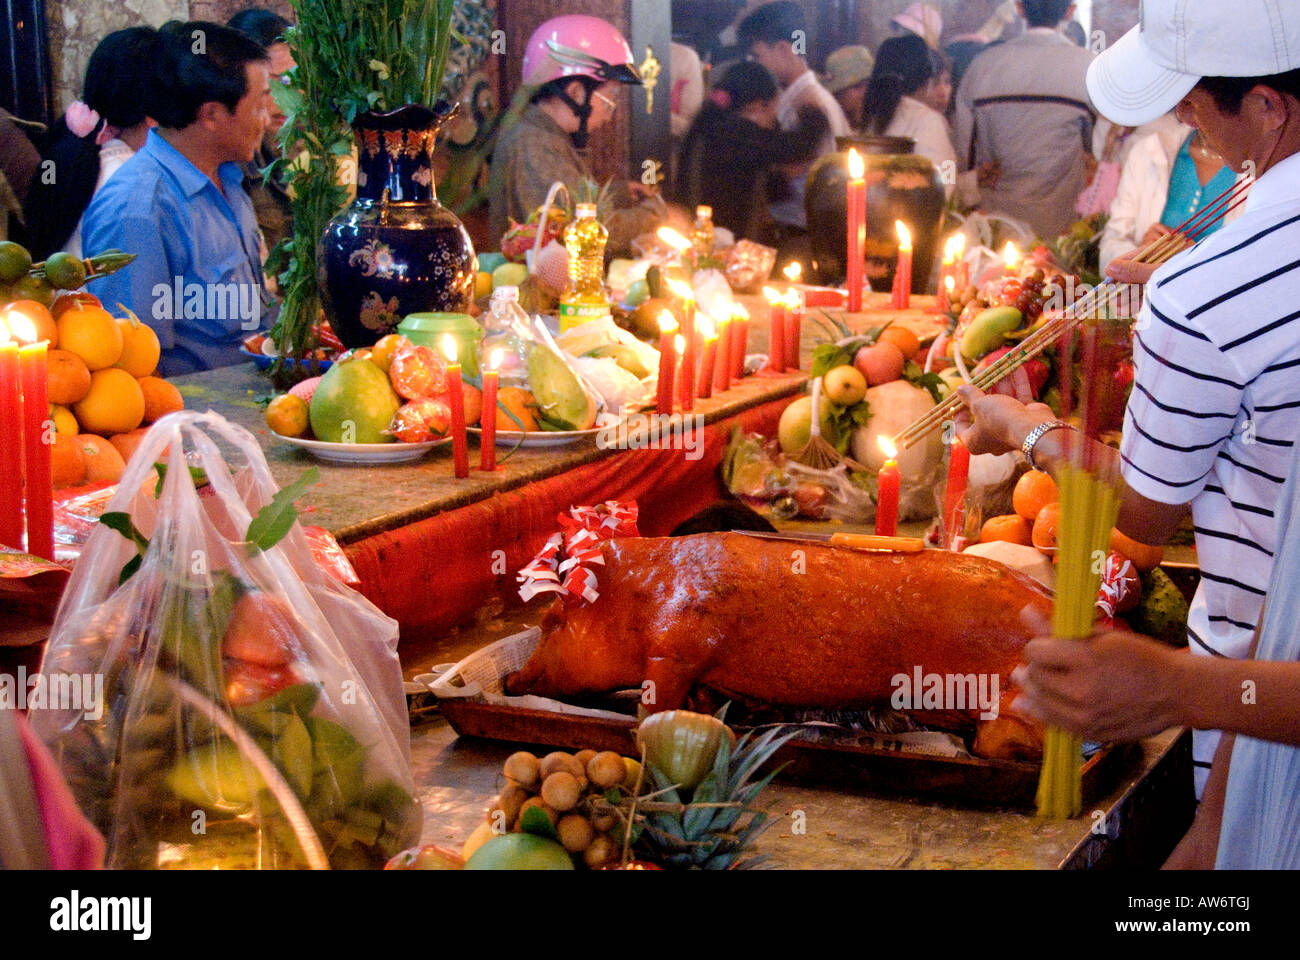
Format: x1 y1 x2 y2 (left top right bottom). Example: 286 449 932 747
319 103 478 348
804 135 945 295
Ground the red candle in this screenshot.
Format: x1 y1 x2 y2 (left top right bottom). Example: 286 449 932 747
479 348 500 472
0 332 23 550
936 274 955 314
667 280 696 411
697 324 719 400
890 221 913 310
655 312 678 415
763 287 785 373
731 306 749 380
943 436 970 549
784 290 803 371
443 335 469 479
875 436 900 538
712 315 731 392
846 148 866 312
19 339 53 559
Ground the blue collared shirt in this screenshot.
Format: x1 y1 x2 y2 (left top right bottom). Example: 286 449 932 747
82 129 265 376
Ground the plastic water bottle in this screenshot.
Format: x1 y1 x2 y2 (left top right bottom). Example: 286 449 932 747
482 286 531 386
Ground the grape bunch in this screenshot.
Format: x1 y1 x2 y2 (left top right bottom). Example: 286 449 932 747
1015 269 1048 320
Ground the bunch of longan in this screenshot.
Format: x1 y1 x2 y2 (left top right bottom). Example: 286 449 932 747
489 749 642 869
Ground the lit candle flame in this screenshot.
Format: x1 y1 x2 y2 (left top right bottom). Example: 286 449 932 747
699 316 716 340
732 304 749 321
848 147 864 180
658 310 678 334
6 312 37 344
442 334 457 364
783 262 802 282
894 220 912 251
878 435 898 461
1003 241 1019 269
657 226 692 253
944 274 955 292
488 348 503 371
942 233 963 264
762 286 782 304
674 334 686 355
665 277 694 303
783 289 801 309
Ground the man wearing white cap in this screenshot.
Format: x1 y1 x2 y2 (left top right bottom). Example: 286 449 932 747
953 0 1300 868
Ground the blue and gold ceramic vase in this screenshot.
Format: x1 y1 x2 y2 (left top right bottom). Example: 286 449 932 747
319 102 477 348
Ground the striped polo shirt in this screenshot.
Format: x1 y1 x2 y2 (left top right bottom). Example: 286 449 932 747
1121 150 1300 787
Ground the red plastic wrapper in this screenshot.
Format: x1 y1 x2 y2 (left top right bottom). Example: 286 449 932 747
0 547 71 628
302 525 361 588
389 342 448 401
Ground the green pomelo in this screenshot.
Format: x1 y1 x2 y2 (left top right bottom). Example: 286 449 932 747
309 357 401 443
778 394 838 455
464 833 575 870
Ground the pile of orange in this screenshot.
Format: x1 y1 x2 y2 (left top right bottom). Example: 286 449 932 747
978 468 1164 570
13 293 184 489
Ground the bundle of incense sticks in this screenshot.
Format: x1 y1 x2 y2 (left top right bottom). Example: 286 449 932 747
1035 326 1122 819
893 176 1253 451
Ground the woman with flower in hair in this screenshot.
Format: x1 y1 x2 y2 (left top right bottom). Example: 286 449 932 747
675 60 829 245
23 27 160 259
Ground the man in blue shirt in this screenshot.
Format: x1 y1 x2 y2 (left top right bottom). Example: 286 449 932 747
83 21 271 376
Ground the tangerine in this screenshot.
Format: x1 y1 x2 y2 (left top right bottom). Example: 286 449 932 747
73 368 145 435
47 349 92 405
1031 502 1063 555
877 325 921 361
265 393 309 438
980 514 1033 546
138 376 183 424
496 387 538 431
115 314 161 377
57 304 123 370
1013 469 1059 521
49 404 79 436
369 333 406 373
76 434 126 484
109 427 150 464
51 433 86 488
1109 528 1164 572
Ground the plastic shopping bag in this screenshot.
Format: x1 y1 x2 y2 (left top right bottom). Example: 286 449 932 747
30 410 420 869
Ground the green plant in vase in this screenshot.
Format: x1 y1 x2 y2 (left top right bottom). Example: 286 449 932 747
269 0 459 381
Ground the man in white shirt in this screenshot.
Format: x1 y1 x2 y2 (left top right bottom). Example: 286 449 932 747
738 2 849 235
953 0 1094 238
953 0 1300 839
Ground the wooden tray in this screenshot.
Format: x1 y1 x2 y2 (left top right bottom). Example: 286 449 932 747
437 697 1139 810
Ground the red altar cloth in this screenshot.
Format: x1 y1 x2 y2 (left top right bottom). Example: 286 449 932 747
342 398 789 637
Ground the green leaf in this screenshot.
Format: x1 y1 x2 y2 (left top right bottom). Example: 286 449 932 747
118 554 142 586
810 342 852 379
848 400 873 427
518 804 560 840
246 467 319 551
100 511 148 552
902 362 946 404
154 461 208 497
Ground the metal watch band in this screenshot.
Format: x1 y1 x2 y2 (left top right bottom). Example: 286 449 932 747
1020 420 1073 471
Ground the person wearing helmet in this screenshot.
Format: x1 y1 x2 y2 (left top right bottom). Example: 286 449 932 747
488 15 643 242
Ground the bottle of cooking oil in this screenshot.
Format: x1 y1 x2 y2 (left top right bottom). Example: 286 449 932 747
558 203 610 331
692 205 715 259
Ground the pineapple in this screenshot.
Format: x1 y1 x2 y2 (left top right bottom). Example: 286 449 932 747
633 723 796 870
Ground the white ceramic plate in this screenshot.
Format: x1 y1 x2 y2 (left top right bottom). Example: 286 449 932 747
278 434 451 463
467 426 603 448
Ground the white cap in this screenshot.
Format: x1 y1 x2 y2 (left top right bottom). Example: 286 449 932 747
1088 0 1300 126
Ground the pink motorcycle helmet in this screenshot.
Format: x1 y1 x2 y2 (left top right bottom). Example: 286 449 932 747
522 15 642 88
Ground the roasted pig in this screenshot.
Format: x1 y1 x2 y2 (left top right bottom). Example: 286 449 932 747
506 532 1052 759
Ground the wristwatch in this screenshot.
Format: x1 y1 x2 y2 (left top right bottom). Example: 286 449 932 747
1020 420 1075 471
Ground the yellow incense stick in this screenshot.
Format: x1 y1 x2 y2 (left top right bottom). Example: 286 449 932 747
1036 464 1121 818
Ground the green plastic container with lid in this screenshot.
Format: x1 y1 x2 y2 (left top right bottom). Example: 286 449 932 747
397 312 484 378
